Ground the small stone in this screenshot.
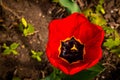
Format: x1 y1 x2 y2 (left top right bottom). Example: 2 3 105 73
42 15 45 18
104 14 111 19
39 13 42 17
21 45 25 48
109 22 119 28
111 10 114 13
101 76 105 79
48 10 52 14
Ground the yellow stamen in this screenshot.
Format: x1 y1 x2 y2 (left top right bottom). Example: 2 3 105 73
71 44 77 51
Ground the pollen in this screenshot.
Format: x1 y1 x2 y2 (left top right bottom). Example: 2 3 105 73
59 37 84 64
71 44 78 51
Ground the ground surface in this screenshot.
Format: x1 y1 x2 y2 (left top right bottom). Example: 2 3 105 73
0 0 120 80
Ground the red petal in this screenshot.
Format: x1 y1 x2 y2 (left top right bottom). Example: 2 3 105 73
46 12 104 75
74 22 104 46
84 47 102 68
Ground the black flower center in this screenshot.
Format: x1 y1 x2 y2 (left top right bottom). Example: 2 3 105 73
59 37 84 64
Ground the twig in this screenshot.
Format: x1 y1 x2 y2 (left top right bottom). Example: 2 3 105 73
0 0 20 19
41 70 45 78
102 63 116 70
77 0 84 7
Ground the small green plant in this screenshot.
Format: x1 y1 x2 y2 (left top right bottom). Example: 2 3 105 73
82 0 106 26
52 0 59 2
31 50 43 62
19 17 35 36
12 77 21 80
41 63 104 80
2 42 19 55
95 0 105 14
103 30 120 57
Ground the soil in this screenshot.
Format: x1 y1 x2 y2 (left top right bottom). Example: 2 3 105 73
0 0 120 80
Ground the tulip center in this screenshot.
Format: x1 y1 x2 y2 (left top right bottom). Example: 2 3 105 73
59 37 84 64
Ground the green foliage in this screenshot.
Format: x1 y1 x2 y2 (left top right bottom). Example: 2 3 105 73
84 0 120 57
31 50 43 62
52 0 59 3
12 77 21 80
41 63 104 80
103 38 120 49
52 0 81 14
89 13 106 26
63 63 104 80
59 0 80 14
82 0 106 26
21 17 27 27
95 0 105 14
103 27 114 34
19 17 35 36
81 0 120 57
103 31 120 56
41 68 61 80
2 43 19 55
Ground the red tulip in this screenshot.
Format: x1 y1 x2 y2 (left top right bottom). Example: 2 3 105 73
46 13 104 75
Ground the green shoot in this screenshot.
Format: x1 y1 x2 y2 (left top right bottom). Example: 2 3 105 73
12 77 21 80
41 63 104 80
82 0 106 26
95 0 105 14
52 0 59 3
19 17 35 36
31 50 43 62
2 43 19 55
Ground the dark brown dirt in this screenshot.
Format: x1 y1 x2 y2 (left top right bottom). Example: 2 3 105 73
0 0 120 80
0 0 52 80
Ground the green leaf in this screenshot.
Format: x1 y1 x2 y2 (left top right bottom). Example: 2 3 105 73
52 0 59 2
115 31 120 39
23 24 34 36
99 0 104 5
90 13 106 26
12 50 18 55
10 43 19 50
31 55 37 58
19 23 24 31
23 29 28 36
36 56 41 62
82 8 93 17
63 63 104 80
88 63 104 72
96 5 105 14
114 38 120 46
119 54 120 57
103 27 114 34
31 50 43 62
111 48 120 53
59 0 80 14
2 43 19 55
21 17 27 27
103 38 114 49
27 24 34 33
96 0 105 14
31 50 36 55
3 48 11 55
37 52 43 56
2 43 9 49
103 38 120 49
12 77 21 80
43 68 61 80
